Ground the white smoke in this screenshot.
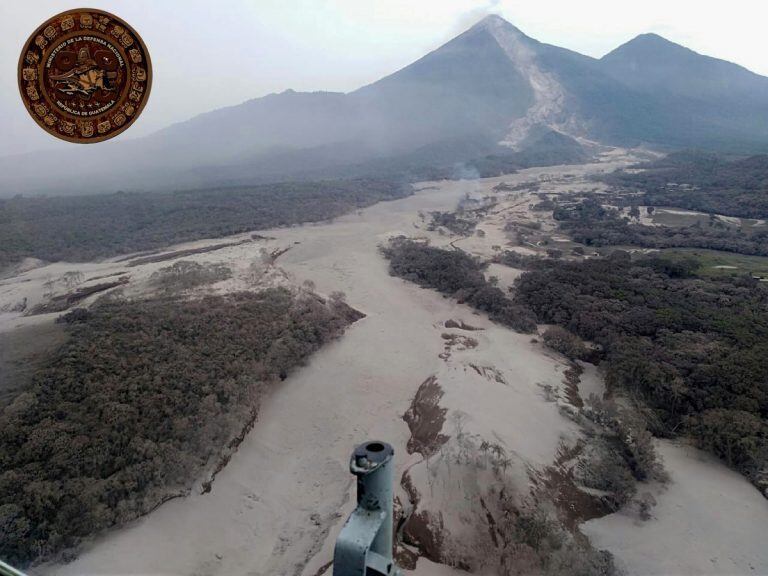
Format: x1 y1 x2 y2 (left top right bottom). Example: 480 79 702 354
452 163 483 205
449 0 503 36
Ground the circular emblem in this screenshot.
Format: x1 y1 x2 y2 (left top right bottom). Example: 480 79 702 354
18 8 151 143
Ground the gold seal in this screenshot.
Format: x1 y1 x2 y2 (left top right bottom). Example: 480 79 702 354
18 8 151 143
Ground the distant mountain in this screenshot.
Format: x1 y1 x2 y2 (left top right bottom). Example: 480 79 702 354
4 15 768 196
599 33 768 149
349 19 536 148
601 33 768 104
144 17 544 169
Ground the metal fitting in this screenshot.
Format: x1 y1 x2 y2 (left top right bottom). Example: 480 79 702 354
333 441 400 576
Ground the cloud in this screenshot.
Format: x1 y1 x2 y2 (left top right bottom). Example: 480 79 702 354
450 0 503 35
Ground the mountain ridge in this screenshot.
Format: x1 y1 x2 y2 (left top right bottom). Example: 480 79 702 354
4 15 768 196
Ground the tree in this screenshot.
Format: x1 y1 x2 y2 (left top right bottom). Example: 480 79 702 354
541 326 587 360
687 409 768 472
0 288 362 566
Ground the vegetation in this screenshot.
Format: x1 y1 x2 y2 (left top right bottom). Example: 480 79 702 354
28 278 129 316
532 198 557 212
580 395 667 506
602 151 768 219
541 326 588 361
0 324 67 408
0 179 410 270
577 438 637 510
483 494 618 576
409 425 618 576
428 212 476 236
456 129 589 179
514 255 768 494
492 250 548 270
0 288 362 566
149 260 232 294
382 238 537 332
554 197 768 257
323 128 592 186
657 248 768 279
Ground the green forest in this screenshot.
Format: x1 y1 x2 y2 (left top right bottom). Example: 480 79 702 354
602 151 768 219
0 179 410 270
0 288 362 566
513 255 768 495
554 197 768 257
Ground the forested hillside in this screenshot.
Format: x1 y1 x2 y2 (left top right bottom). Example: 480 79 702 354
0 288 363 566
0 180 409 270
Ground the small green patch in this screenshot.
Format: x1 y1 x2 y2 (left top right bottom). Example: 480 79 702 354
660 248 768 279
650 209 709 228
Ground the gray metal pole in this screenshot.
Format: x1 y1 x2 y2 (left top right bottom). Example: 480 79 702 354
333 440 400 576
0 560 28 576
351 441 394 558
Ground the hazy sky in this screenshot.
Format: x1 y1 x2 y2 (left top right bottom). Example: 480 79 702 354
2 0 767 157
